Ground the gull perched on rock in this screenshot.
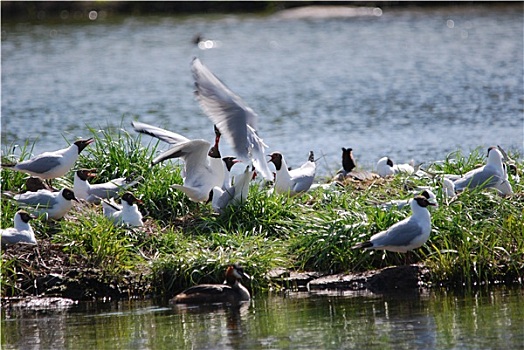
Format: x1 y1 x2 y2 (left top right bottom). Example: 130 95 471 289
269 151 316 196
191 57 273 181
1 210 37 246
352 194 437 253
132 121 225 203
2 138 93 180
12 188 77 220
102 192 144 227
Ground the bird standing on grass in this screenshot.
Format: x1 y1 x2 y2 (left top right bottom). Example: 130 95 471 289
102 192 144 227
352 194 437 253
73 169 139 204
268 151 316 196
12 188 77 220
2 138 94 181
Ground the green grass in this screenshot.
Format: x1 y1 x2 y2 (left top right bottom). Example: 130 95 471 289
1 126 523 299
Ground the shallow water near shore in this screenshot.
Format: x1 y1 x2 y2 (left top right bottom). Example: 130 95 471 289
2 4 523 175
2 286 523 349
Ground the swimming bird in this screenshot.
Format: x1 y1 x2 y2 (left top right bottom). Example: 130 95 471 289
376 157 414 178
102 192 144 227
191 57 273 181
73 169 139 204
12 188 77 220
352 195 436 253
269 151 316 196
2 138 94 180
1 210 37 246
211 165 254 214
452 147 512 195
132 121 225 203
172 264 250 304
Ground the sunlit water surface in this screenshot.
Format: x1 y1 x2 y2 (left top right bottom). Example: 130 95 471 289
2 287 523 349
2 4 523 175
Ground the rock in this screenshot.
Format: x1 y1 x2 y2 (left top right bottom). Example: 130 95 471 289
307 265 428 293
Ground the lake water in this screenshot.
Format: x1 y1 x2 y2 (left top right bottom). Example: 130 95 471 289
2 5 524 349
2 286 523 349
1 4 523 175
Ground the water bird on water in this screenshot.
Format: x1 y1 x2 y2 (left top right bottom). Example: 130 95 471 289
269 151 316 196
2 138 94 181
191 57 273 181
172 264 251 304
1 210 37 246
132 121 225 203
352 194 437 253
102 192 144 227
11 188 77 220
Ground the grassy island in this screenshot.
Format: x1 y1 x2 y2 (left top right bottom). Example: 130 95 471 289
1 125 522 301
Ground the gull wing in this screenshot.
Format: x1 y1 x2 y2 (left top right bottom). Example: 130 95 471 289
14 190 59 208
15 154 62 175
191 58 272 180
453 166 500 191
370 218 423 248
132 121 190 145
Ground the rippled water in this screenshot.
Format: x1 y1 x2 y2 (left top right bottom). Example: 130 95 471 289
2 4 522 174
2 287 523 349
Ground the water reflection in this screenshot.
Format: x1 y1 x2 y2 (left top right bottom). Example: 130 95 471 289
2 287 523 349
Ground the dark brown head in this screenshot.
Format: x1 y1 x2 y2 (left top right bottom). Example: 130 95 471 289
76 169 97 181
18 210 35 223
74 138 94 154
413 195 436 208
208 145 221 159
222 157 239 172
341 147 356 173
308 151 315 163
122 192 142 206
62 188 78 201
25 177 51 192
268 152 283 171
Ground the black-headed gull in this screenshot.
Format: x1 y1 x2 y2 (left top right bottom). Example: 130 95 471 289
269 151 316 196
191 57 273 181
73 169 138 204
374 189 438 211
453 147 512 195
1 210 37 246
352 194 436 253
2 138 94 180
132 121 225 203
376 157 414 178
13 188 77 220
211 165 254 214
102 192 144 227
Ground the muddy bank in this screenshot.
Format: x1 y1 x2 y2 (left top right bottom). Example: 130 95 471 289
2 238 432 308
1 240 151 303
